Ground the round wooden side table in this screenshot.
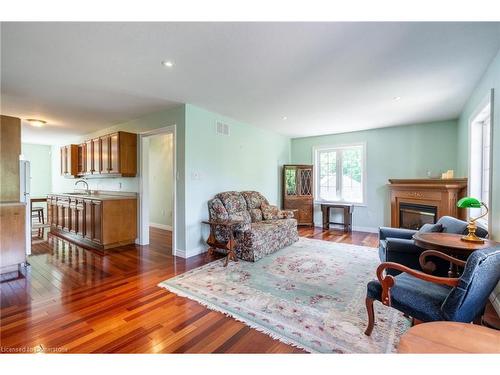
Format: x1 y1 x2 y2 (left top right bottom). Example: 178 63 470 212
398 322 500 353
413 232 499 276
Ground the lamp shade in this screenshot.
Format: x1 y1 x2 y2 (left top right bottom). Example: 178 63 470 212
457 196 482 208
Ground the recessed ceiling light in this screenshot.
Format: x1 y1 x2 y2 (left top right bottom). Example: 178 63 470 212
393 96 402 101
282 116 288 120
26 119 47 127
162 60 174 68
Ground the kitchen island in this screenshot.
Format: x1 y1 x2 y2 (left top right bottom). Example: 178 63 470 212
47 192 137 251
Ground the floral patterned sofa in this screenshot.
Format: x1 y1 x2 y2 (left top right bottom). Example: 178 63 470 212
207 191 299 262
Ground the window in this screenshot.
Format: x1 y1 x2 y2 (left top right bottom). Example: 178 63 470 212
469 102 491 224
314 143 365 204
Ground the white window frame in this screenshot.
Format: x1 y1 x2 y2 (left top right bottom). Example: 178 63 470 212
312 142 367 206
468 93 493 229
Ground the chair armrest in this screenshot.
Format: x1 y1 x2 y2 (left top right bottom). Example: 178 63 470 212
379 227 417 240
376 262 459 307
419 250 466 271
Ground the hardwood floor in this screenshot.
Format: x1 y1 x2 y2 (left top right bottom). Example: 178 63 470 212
0 226 378 353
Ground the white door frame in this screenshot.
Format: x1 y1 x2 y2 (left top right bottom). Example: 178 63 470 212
138 125 177 256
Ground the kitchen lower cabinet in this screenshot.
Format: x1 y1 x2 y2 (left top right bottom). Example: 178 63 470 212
47 194 136 251
76 200 85 237
0 203 26 275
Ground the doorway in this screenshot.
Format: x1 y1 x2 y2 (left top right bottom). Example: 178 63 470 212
138 126 176 255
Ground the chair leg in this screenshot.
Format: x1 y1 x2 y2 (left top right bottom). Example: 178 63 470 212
364 297 375 336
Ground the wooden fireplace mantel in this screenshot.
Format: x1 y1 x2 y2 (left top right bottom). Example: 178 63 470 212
388 178 468 228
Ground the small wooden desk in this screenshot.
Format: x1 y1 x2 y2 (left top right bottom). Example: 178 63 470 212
413 232 499 276
320 203 353 232
398 322 500 353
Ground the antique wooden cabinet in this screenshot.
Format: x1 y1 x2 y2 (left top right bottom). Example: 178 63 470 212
60 144 79 177
47 193 136 251
282 164 314 226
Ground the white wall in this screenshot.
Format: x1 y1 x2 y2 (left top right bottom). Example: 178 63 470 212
21 143 52 197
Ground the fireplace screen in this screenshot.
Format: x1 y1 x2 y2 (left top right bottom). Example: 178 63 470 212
399 203 437 230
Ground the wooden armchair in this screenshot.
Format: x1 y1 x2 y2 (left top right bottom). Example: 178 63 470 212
364 247 500 336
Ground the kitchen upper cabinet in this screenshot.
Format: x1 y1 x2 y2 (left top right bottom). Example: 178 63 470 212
69 132 137 177
60 145 79 177
84 140 93 175
98 131 136 177
109 133 120 174
100 134 110 173
77 144 85 176
92 138 101 175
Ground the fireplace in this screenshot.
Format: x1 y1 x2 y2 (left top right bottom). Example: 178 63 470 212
399 203 437 230
388 178 467 228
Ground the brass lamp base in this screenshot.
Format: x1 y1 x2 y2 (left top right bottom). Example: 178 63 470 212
460 221 485 243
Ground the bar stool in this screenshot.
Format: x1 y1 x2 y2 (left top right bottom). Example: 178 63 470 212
32 206 45 224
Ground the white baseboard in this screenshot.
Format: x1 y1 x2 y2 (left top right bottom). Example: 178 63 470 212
352 226 379 234
174 245 206 259
149 222 172 231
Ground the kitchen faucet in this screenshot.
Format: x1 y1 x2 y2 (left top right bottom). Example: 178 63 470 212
74 179 90 195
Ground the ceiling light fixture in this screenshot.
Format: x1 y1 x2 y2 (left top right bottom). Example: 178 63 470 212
162 60 174 68
393 96 402 101
282 116 288 120
26 119 47 127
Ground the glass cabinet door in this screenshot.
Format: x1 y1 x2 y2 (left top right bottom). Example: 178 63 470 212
298 167 312 196
284 166 298 196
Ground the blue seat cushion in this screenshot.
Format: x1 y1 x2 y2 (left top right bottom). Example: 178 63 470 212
367 273 452 322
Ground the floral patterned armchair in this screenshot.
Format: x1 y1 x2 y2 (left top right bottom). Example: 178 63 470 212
207 191 299 262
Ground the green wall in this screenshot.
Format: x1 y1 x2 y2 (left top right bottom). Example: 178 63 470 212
21 143 52 197
51 104 187 251
50 103 291 257
184 104 291 255
291 120 458 230
457 49 500 240
148 133 173 228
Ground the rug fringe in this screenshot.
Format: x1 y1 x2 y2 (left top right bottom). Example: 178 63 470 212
157 281 318 353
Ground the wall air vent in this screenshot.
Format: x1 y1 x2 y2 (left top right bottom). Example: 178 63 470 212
216 121 230 136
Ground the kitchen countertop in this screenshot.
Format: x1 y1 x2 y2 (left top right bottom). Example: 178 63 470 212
49 192 137 201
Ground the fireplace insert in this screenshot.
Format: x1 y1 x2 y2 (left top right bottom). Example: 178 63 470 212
399 203 437 230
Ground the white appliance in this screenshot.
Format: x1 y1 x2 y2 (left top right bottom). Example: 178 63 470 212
20 160 32 256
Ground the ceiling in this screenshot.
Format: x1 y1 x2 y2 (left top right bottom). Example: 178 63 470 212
2 22 500 145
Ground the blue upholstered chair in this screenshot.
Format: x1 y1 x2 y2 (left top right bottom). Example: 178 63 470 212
364 247 500 336
379 216 489 276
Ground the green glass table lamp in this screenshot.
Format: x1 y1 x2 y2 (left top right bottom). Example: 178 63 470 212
456 197 488 243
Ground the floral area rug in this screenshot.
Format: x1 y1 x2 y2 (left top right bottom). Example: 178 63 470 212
158 237 410 353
